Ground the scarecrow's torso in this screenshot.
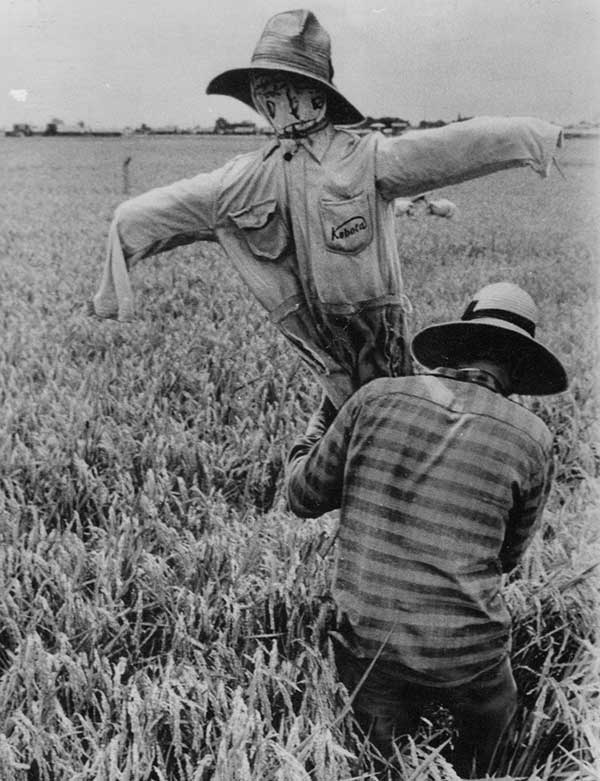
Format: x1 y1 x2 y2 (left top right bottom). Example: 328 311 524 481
108 117 561 405
214 128 410 404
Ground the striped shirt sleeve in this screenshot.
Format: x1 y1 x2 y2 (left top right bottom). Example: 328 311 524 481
286 394 360 518
500 450 555 572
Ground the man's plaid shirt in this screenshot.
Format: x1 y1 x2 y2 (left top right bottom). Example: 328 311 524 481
287 368 554 685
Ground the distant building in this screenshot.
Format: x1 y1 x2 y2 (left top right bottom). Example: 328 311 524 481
214 118 257 135
356 117 412 135
5 123 41 137
418 119 447 129
230 122 257 134
390 119 410 135
564 122 600 139
44 122 85 136
88 127 123 137
152 125 181 135
42 122 121 137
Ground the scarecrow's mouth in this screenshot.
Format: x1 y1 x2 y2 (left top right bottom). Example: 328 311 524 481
280 117 329 139
283 119 312 133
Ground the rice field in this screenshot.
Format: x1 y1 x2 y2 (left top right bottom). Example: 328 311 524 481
0 132 598 780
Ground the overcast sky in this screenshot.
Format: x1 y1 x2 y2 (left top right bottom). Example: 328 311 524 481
2 0 599 129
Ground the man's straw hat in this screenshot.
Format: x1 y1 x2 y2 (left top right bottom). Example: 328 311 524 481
411 282 568 395
206 9 364 126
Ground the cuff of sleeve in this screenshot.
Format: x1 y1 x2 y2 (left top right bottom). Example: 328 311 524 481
527 120 564 178
287 432 322 466
286 460 324 517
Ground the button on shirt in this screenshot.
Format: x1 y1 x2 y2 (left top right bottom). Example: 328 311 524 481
286 368 554 685
93 117 562 406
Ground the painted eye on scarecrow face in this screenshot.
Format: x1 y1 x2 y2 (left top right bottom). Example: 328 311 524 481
266 100 276 119
286 91 300 119
311 94 325 111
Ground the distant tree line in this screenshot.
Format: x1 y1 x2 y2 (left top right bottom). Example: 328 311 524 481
5 113 479 139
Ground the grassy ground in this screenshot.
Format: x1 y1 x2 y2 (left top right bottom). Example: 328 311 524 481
0 134 598 780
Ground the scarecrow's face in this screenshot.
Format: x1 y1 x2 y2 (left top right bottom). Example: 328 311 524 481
250 70 328 137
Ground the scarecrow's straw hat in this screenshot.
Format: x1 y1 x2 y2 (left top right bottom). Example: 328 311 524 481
206 9 364 126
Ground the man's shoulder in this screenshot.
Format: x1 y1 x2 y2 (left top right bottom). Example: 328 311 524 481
503 398 553 450
459 380 553 455
357 375 552 446
356 374 436 403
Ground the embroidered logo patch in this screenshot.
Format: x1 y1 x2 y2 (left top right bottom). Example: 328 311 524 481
331 215 368 243
320 192 373 254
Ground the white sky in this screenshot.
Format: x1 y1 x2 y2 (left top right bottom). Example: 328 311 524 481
2 0 599 129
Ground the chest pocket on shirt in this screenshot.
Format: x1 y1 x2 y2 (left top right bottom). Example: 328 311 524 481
319 191 373 255
228 199 289 261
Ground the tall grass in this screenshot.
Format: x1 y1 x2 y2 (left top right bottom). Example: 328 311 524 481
0 135 598 779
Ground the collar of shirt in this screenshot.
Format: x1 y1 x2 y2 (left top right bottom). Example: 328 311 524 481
428 366 506 395
263 124 336 163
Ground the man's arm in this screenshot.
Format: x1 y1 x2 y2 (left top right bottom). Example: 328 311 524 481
286 394 359 518
375 116 563 200
500 455 555 573
92 167 223 321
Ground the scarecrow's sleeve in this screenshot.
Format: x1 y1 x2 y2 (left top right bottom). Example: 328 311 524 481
286 392 360 518
375 116 563 200
500 451 555 574
92 167 222 321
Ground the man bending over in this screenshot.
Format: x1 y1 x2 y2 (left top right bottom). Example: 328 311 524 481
286 282 567 777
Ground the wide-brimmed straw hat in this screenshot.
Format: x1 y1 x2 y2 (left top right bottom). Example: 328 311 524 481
411 282 568 395
206 9 364 126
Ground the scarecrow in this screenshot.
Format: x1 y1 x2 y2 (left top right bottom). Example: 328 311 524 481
92 9 562 414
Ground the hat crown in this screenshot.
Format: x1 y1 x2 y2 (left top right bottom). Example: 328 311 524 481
252 9 333 83
465 282 538 334
262 9 329 47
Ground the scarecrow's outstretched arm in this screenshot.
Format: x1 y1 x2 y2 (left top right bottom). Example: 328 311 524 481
92 168 222 321
375 116 563 200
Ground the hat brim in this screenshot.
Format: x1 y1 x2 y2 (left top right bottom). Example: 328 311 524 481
206 67 364 126
410 320 568 396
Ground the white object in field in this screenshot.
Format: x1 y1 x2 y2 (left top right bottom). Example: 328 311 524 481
427 197 457 218
394 198 415 216
394 194 457 219
394 193 429 217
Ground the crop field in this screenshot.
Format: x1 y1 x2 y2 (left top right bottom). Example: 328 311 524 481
0 133 598 780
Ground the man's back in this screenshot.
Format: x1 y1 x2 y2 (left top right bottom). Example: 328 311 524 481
288 369 553 684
